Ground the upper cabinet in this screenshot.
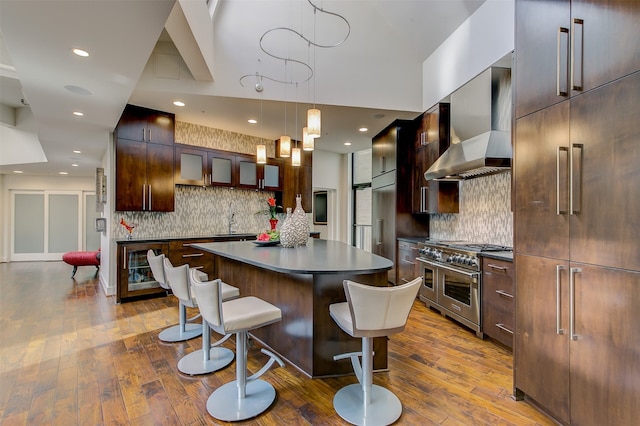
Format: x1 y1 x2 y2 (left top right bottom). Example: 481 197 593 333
515 0 640 119
174 144 236 188
278 150 313 212
115 105 175 212
372 125 399 179
116 104 175 146
412 103 459 214
236 154 283 191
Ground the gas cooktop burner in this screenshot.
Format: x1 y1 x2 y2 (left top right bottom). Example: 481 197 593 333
447 243 512 252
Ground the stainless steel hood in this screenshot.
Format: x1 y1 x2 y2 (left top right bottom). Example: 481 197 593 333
425 67 512 180
423 130 511 180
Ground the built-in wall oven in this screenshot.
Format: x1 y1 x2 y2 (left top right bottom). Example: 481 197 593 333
416 241 511 337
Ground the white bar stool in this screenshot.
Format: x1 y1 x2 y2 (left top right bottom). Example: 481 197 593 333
147 250 203 342
329 277 422 426
163 258 240 375
190 269 284 422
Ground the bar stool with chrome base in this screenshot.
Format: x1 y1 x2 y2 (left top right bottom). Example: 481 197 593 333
190 269 284 422
163 258 240 375
329 276 422 426
147 250 203 342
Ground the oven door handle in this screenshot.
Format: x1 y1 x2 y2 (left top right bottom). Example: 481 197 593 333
416 258 479 281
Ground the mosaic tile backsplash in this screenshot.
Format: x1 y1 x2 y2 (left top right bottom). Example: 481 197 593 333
113 121 297 239
429 172 513 247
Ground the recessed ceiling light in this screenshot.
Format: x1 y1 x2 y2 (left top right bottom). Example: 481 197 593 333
13 170 23 174
72 48 89 57
73 111 84 116
73 150 81 154
358 127 368 132
59 171 68 175
173 101 185 107
248 119 257 124
344 142 352 146
72 164 79 167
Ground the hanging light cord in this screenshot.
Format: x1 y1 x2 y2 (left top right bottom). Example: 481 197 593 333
239 0 350 87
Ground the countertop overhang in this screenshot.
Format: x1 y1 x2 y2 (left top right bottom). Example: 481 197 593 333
192 239 393 275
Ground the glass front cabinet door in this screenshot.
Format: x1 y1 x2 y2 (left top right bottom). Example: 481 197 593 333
117 241 168 302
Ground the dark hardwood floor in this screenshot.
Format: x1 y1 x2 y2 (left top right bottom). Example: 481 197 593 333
0 261 554 425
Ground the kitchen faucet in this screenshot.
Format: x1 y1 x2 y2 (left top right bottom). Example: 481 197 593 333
228 203 236 234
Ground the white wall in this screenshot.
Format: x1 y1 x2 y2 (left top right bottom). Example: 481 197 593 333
312 149 349 243
421 0 515 110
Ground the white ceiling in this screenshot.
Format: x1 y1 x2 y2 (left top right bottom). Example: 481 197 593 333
0 0 485 177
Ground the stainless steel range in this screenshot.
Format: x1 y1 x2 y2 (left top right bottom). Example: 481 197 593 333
416 240 512 337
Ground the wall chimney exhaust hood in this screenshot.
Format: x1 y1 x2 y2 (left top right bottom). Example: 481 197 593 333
425 66 512 181
423 130 511 180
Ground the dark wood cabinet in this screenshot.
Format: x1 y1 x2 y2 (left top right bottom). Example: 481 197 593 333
396 240 420 285
481 256 514 349
117 241 168 303
174 144 236 188
412 103 458 214
236 154 283 191
372 120 429 284
115 104 175 212
515 0 640 119
116 104 175 146
278 150 312 212
514 1 640 422
115 139 174 212
515 254 570 423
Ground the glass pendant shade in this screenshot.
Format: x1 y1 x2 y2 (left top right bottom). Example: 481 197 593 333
279 135 291 157
256 144 267 164
302 127 314 151
307 108 321 138
292 147 301 167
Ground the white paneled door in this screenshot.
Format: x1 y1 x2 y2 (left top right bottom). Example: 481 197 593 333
11 190 95 261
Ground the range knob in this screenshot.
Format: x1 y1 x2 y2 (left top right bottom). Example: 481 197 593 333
469 257 478 267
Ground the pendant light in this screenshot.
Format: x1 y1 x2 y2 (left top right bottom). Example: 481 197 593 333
256 144 267 164
302 126 314 151
306 108 321 138
292 143 301 167
279 135 291 157
256 87 267 164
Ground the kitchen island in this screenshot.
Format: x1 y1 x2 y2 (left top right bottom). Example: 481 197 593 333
192 239 393 378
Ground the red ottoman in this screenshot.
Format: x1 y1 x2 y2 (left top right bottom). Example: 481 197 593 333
62 250 100 278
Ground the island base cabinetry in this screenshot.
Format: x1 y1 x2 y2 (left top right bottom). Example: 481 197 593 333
213 256 389 378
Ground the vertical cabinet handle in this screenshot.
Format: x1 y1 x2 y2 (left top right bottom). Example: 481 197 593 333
569 267 581 340
142 184 146 210
570 144 583 215
571 18 584 91
376 219 383 246
557 147 569 215
142 128 146 141
147 128 152 142
556 265 565 335
557 27 570 97
148 185 152 211
123 247 127 269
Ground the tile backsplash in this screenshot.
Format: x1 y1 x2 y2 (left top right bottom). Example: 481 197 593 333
429 172 513 247
114 186 283 239
113 121 285 239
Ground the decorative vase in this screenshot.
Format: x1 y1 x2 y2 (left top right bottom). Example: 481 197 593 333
290 195 310 246
279 208 296 248
269 218 278 230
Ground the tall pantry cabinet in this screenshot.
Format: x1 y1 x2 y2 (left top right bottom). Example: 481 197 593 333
372 120 429 284
513 1 640 425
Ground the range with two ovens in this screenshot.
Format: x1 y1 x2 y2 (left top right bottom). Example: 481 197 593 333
416 240 511 337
